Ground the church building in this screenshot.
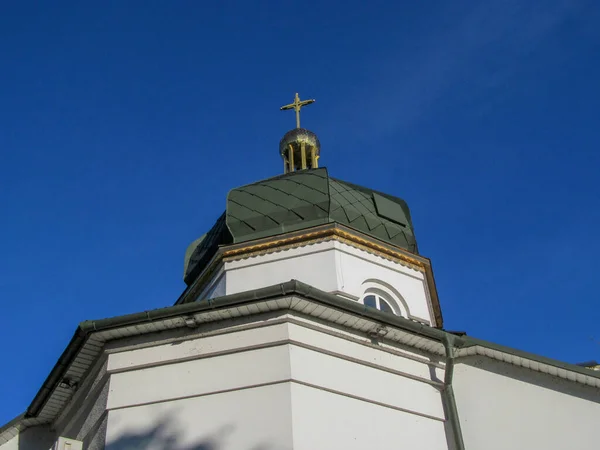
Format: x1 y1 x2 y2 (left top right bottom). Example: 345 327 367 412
1 94 599 450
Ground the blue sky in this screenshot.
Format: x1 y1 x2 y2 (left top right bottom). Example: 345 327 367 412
1 0 599 424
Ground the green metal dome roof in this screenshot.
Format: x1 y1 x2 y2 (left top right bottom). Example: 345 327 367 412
227 167 416 248
184 168 417 285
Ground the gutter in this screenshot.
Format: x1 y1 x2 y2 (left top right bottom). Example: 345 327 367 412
26 329 87 418
23 279 600 422
0 413 25 438
79 280 450 341
442 334 466 450
24 279 447 418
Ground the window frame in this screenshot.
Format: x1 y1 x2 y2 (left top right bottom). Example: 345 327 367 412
362 291 400 316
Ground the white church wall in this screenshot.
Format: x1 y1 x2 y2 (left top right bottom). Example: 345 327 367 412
290 383 449 450
107 345 291 409
332 241 432 323
286 322 444 401
105 383 294 450
106 321 290 372
198 269 226 300
288 339 444 421
105 314 444 414
285 312 448 450
104 318 296 449
101 310 449 448
218 240 435 324
223 241 339 296
453 356 600 450
0 435 18 450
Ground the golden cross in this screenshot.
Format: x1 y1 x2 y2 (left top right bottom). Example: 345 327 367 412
280 92 315 128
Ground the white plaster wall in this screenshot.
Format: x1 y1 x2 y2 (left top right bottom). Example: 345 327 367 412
286 322 444 397
105 324 296 449
290 383 449 450
107 321 290 372
288 344 444 420
108 345 291 409
105 383 293 450
103 314 448 449
0 435 18 450
453 356 600 450
201 271 226 299
334 244 432 322
221 240 435 324
224 242 339 295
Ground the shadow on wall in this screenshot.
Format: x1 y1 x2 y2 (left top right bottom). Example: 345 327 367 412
105 416 274 450
18 425 56 450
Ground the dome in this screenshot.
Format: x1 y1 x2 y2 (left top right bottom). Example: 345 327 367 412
279 128 321 158
226 167 417 251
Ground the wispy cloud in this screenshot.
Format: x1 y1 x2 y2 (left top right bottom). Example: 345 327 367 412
328 0 586 139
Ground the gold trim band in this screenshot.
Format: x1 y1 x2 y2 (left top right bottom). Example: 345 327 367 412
222 228 425 272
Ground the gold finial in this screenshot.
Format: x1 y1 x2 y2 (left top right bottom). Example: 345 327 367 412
280 92 315 128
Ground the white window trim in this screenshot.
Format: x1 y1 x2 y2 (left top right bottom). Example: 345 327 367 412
360 279 410 317
361 288 402 316
363 292 396 314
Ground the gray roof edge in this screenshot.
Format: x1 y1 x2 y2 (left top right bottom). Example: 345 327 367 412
0 413 25 444
457 335 600 380
77 279 444 340
17 280 600 428
25 328 87 418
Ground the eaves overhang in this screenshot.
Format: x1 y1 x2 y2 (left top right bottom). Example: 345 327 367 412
17 279 445 435
3 280 600 445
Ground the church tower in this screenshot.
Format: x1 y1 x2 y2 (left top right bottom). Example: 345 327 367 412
4 93 598 450
181 93 442 327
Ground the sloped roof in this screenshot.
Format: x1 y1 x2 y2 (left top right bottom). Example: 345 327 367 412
226 167 417 250
184 213 232 285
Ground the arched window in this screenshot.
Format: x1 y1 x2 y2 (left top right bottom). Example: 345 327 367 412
360 280 409 317
363 293 396 315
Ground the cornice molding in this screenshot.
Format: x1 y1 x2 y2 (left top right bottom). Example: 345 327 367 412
222 225 426 272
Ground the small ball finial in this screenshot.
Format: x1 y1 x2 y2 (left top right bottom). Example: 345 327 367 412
279 93 320 174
